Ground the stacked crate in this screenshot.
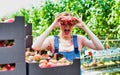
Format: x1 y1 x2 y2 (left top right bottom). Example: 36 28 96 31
25 23 33 50
0 16 26 75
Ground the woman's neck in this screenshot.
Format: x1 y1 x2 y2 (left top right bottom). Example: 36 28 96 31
58 32 72 40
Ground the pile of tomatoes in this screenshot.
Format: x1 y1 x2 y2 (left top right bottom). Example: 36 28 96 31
25 49 73 68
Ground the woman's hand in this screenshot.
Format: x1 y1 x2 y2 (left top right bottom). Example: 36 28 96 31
51 16 63 29
76 18 86 29
75 15 86 30
75 16 104 50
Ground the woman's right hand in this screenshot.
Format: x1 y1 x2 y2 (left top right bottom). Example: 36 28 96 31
51 19 60 29
51 16 63 29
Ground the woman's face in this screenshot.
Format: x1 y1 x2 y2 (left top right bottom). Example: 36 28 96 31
59 17 74 36
60 24 74 36
57 12 77 37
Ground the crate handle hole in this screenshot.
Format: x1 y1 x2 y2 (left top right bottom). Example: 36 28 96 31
0 40 14 47
0 63 15 72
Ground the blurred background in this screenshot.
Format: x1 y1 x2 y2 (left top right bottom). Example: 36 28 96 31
0 0 120 75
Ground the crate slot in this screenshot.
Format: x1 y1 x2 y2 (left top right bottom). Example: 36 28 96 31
0 63 15 72
0 38 25 64
0 40 14 47
0 62 26 75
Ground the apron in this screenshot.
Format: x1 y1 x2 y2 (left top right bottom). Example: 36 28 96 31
54 35 81 75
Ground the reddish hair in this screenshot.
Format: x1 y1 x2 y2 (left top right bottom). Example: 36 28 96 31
55 12 72 18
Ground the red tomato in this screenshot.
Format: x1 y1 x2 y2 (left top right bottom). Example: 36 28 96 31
39 63 47 68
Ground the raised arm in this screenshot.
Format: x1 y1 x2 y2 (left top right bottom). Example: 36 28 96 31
32 17 60 51
76 18 104 50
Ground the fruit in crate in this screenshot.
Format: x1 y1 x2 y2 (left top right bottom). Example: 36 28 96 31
25 48 42 63
25 50 35 63
1 66 8 71
4 64 15 71
0 41 4 47
58 58 73 65
4 18 14 23
38 53 73 68
33 54 42 61
39 60 49 68
0 64 15 72
25 50 73 68
0 40 14 47
38 58 72 68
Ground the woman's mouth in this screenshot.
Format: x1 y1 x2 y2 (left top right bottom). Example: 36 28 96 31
64 29 70 35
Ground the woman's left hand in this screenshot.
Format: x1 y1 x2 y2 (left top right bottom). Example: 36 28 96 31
75 17 86 30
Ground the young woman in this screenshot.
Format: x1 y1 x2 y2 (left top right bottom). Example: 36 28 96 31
32 12 104 61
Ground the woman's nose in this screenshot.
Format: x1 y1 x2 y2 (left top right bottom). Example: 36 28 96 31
65 25 70 28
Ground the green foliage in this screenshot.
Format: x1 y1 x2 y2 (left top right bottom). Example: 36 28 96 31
2 0 120 39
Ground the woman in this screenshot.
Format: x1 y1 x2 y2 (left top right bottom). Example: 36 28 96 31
32 12 104 61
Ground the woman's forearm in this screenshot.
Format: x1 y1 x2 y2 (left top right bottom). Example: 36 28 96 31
32 25 54 50
83 26 104 50
32 16 60 50
76 18 104 50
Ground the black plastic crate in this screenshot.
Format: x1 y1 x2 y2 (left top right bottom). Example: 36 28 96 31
0 16 25 64
26 35 33 48
0 62 26 75
25 24 32 36
0 16 25 39
27 59 80 75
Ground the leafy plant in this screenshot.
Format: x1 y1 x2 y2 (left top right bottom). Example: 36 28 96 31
1 0 120 40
